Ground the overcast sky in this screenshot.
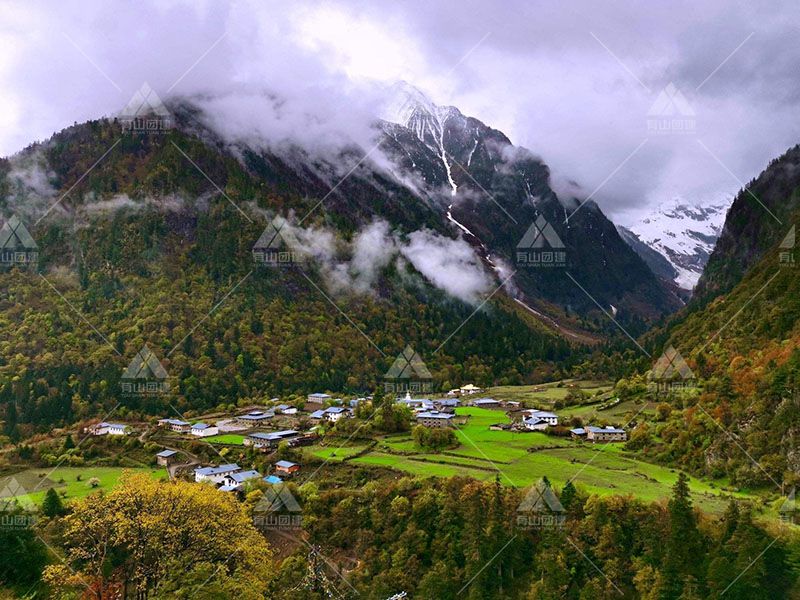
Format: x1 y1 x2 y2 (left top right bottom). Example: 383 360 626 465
1 0 798 224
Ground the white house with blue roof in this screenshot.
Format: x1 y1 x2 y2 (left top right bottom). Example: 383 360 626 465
194 463 241 484
308 406 353 423
522 417 549 431
88 422 131 436
191 422 219 437
223 469 262 488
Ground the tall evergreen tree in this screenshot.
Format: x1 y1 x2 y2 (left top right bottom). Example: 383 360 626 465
661 472 704 599
42 487 66 518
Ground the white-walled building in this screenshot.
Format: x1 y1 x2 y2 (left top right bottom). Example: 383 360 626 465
194 463 241 484
191 423 219 437
523 410 559 426
88 422 131 436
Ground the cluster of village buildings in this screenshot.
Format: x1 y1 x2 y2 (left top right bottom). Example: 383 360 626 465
83 385 626 492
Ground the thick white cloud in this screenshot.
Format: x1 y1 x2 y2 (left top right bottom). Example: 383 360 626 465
399 229 491 303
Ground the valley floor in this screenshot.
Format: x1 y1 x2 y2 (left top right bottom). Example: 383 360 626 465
308 406 753 514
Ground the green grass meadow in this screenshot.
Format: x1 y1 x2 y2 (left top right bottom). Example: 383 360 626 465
2 466 166 506
346 406 750 513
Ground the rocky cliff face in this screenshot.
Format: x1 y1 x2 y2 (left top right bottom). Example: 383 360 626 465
380 82 682 326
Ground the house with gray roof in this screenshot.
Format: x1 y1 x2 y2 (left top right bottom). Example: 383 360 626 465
416 411 456 428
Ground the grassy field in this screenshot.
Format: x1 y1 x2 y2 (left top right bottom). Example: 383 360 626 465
204 434 246 445
306 443 372 462
349 407 752 513
487 379 614 408
2 466 166 506
558 398 659 422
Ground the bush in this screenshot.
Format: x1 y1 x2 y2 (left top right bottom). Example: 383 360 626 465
412 425 458 451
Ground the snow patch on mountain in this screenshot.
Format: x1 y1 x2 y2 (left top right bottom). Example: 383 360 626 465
619 199 730 290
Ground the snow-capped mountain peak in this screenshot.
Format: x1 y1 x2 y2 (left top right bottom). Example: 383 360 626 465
618 199 730 290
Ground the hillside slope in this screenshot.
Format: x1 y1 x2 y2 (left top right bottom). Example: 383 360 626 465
694 144 800 304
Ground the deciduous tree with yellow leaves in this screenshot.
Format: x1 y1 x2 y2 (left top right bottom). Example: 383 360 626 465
43 473 273 599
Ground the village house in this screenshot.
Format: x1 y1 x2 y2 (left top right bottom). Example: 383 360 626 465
570 427 586 439
158 418 192 433
471 398 501 408
585 425 627 443
155 449 179 466
459 384 482 395
88 422 131 436
234 410 274 427
416 410 456 428
309 406 353 423
437 398 460 407
287 433 318 448
522 417 549 431
194 463 241 484
523 410 559 426
323 406 352 422
274 404 298 415
191 422 219 437
244 429 300 449
307 392 331 404
274 460 301 476
223 469 262 488
396 392 430 410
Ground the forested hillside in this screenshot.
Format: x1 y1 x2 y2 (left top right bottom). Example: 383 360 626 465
622 146 800 489
0 118 580 436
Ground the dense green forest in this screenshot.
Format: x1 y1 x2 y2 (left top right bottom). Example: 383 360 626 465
3 472 795 599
